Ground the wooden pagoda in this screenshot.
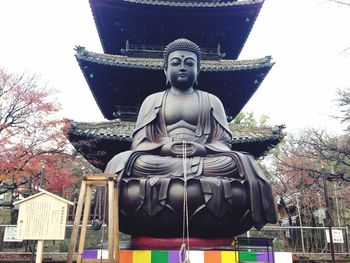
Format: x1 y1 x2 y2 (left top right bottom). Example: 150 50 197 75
67 0 285 170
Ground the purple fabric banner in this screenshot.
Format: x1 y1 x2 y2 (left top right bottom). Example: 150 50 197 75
83 250 98 259
256 251 274 262
168 250 179 263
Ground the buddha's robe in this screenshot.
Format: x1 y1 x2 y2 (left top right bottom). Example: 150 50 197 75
106 89 277 229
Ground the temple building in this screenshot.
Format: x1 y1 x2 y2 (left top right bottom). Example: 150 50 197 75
67 0 285 170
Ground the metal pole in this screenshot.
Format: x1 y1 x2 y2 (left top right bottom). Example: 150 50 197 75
296 196 305 253
31 162 45 263
345 225 349 255
322 168 335 263
330 165 341 228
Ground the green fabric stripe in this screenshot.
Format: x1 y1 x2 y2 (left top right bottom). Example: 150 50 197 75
239 251 257 261
151 250 168 263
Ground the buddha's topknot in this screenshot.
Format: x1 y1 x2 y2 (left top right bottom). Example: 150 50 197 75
163 38 201 69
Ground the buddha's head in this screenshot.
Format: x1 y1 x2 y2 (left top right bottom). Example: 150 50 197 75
163 38 201 89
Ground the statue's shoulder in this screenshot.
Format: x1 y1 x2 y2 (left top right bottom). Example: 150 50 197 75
198 90 224 108
197 90 228 129
136 91 166 130
196 89 220 101
141 91 166 107
144 91 164 100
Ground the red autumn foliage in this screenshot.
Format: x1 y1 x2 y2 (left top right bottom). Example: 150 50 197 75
0 68 77 198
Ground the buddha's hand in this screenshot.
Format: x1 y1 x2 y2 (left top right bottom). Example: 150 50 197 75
159 142 178 157
160 142 206 157
185 141 206 157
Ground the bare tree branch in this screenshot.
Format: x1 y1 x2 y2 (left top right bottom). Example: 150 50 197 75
328 0 350 6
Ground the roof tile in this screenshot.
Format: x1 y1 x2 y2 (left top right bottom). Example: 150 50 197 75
75 47 273 72
68 119 284 144
122 0 263 8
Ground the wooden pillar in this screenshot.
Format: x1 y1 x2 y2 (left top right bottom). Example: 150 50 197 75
76 185 93 263
67 174 120 263
67 179 87 263
35 240 44 263
114 180 120 263
108 179 115 263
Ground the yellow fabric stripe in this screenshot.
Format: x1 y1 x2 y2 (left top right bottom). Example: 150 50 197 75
221 251 238 263
133 250 151 263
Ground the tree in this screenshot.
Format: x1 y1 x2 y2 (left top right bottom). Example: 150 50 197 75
269 128 350 227
233 112 270 126
327 0 350 6
0 68 76 200
336 87 350 131
265 129 350 253
266 82 350 251
275 129 349 181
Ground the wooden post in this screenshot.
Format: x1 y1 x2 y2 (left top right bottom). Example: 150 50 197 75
67 179 87 263
108 179 115 263
67 174 120 262
35 240 44 263
114 180 119 263
76 185 93 263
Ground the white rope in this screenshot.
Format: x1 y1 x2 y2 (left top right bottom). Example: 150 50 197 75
179 141 190 263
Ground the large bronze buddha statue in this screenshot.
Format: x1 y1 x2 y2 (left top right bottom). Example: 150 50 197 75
105 39 277 238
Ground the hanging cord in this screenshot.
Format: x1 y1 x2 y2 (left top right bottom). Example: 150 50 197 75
179 141 190 263
93 189 99 220
98 189 102 221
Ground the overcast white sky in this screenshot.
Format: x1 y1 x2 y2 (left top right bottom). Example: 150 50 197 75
0 0 349 134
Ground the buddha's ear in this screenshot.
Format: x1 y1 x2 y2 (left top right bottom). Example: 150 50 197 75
164 68 170 85
195 71 200 86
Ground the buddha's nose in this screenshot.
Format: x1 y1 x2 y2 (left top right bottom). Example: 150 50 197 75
180 62 186 70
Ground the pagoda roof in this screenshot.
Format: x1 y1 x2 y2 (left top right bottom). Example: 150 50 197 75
76 47 273 121
67 119 285 170
120 0 263 7
89 0 264 59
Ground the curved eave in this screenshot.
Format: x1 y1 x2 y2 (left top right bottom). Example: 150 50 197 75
89 0 264 59
67 119 285 170
68 119 284 144
76 48 273 72
121 0 264 8
76 48 274 120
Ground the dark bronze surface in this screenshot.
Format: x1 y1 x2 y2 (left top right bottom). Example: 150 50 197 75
105 39 277 238
89 0 263 59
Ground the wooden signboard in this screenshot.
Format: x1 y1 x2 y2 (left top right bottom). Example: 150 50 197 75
14 189 73 263
3 226 22 242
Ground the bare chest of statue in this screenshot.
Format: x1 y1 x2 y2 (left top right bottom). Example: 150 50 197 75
163 91 199 138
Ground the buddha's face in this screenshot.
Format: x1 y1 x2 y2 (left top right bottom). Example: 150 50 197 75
165 50 198 89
